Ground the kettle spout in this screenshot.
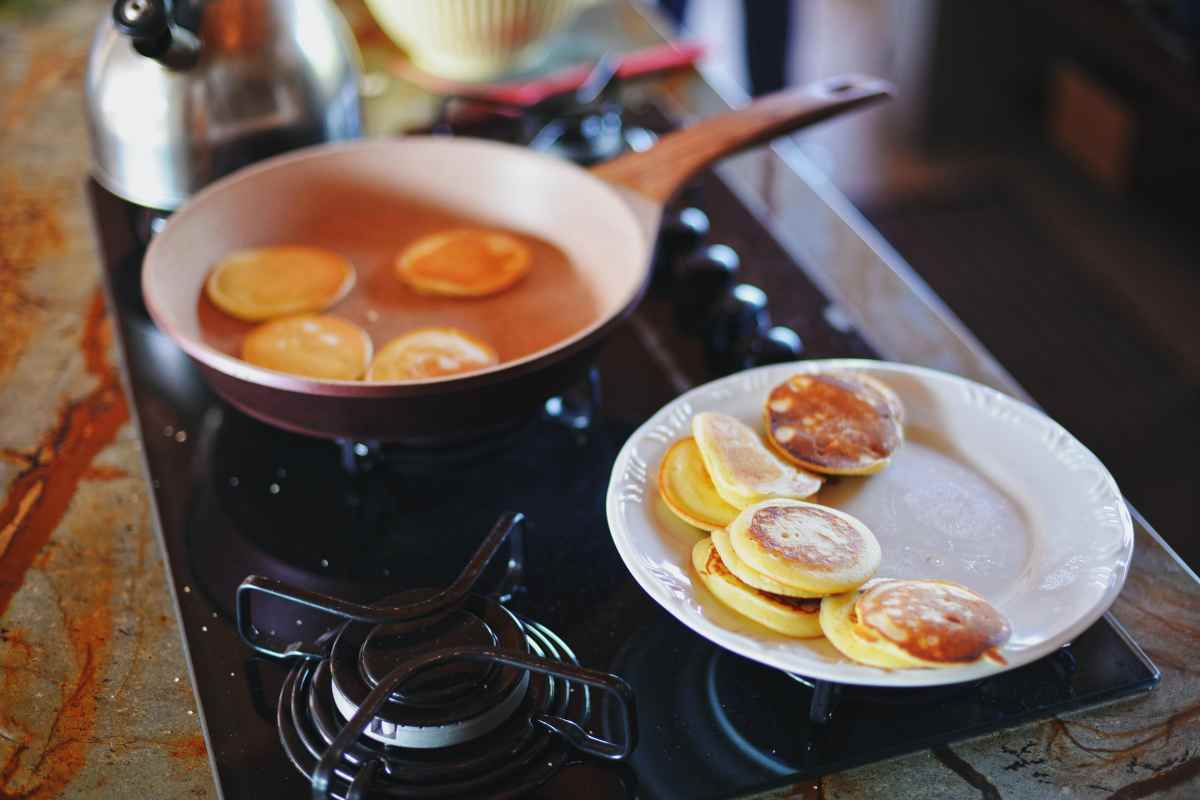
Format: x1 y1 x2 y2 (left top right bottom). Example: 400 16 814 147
112 0 200 70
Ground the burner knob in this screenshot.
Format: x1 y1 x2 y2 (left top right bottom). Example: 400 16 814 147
748 325 804 366
674 244 739 332
653 207 710 287
706 283 770 370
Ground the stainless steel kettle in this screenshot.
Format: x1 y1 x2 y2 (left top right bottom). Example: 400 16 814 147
85 0 362 210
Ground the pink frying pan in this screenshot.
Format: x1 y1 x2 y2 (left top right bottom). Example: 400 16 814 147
142 75 890 444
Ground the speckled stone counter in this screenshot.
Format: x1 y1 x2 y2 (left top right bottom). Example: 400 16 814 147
0 2 214 797
1 1 1197 798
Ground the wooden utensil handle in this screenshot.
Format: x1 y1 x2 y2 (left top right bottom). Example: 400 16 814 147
592 74 891 204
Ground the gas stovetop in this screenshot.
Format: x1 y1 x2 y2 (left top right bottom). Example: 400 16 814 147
89 93 1159 799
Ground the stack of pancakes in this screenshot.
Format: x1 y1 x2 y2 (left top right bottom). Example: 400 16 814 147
660 370 1011 670
691 500 880 638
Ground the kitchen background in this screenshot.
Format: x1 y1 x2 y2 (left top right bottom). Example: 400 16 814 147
668 0 1200 568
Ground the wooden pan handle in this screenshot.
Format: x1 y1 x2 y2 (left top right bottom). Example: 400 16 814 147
591 74 892 204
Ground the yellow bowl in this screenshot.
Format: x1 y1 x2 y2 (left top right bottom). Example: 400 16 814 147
364 0 599 81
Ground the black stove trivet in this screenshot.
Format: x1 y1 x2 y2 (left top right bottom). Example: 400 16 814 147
236 513 634 799
431 55 658 165
90 92 1159 800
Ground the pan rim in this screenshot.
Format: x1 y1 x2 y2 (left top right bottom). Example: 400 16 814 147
141 136 654 397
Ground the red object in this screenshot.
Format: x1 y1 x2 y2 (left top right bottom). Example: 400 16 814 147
395 41 706 107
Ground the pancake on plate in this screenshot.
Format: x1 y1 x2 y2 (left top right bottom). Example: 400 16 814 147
396 228 532 297
691 538 823 638
658 437 740 531
710 527 821 598
367 327 498 381
692 412 822 508
726 499 880 595
820 578 1011 669
764 371 904 475
206 246 355 322
242 314 371 381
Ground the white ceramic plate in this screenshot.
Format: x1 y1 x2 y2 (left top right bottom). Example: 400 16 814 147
606 359 1133 687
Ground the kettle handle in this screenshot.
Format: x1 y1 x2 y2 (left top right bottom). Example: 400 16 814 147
112 0 199 68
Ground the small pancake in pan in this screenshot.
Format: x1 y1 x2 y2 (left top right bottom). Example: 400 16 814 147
691 538 823 638
764 372 904 475
242 314 371 380
396 229 532 297
727 499 880 595
820 578 1011 669
206 246 355 322
658 438 740 531
692 412 822 509
366 327 498 381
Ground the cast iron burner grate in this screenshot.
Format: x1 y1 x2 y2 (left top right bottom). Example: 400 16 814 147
236 513 636 800
431 56 657 164
279 620 587 799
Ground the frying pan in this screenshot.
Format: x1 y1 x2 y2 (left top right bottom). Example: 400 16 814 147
142 75 890 444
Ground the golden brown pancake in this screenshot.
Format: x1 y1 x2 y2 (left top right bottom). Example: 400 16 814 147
366 327 498 381
820 578 1011 669
726 499 880 594
691 412 822 508
764 371 904 475
206 246 355 322
710 527 822 598
691 538 823 638
396 228 532 297
241 314 371 380
658 438 740 531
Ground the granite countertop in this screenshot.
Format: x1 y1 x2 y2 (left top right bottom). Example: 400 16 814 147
0 1 1197 798
0 2 214 797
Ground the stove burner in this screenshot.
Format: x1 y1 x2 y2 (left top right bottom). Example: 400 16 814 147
358 608 500 703
432 57 658 166
236 513 636 799
330 593 529 748
280 620 583 799
335 367 602 477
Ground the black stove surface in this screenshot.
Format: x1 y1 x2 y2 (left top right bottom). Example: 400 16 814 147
91 102 1158 799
